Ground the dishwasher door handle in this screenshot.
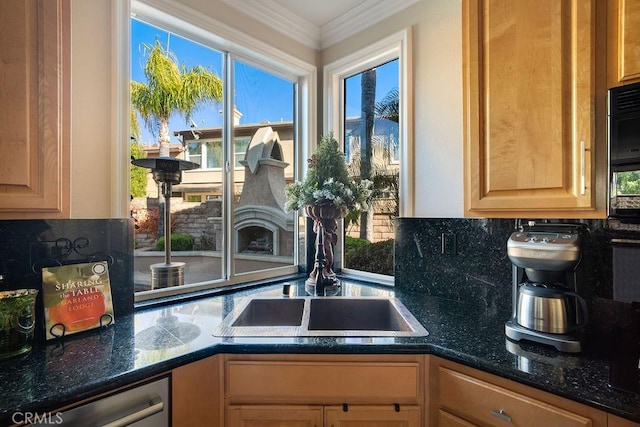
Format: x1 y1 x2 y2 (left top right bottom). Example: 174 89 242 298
101 396 164 427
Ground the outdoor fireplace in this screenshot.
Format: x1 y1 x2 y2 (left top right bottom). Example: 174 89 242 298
237 226 274 254
234 126 294 257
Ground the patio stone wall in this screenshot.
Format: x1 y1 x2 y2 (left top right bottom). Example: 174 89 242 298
132 197 222 250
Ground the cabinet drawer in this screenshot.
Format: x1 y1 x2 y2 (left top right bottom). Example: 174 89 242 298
226 360 421 403
438 367 591 427
438 409 477 427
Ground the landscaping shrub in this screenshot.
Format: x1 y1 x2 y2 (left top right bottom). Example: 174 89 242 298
345 237 394 276
156 233 195 251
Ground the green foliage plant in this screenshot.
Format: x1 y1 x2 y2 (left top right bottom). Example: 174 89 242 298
617 171 640 194
130 141 148 198
285 134 373 217
344 237 394 276
156 233 195 251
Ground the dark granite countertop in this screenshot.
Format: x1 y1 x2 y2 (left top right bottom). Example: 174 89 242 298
1 278 639 425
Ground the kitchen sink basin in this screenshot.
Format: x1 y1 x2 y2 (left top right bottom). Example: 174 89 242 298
214 297 428 337
231 298 305 327
307 298 413 332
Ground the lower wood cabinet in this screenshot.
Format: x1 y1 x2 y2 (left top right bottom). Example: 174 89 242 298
324 405 420 426
609 413 640 427
224 354 424 426
429 356 608 427
228 405 323 427
228 404 420 427
170 353 639 427
172 354 223 427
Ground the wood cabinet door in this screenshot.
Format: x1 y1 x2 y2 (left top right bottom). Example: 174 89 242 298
430 357 607 427
227 405 323 427
437 410 478 427
172 356 223 427
0 0 70 218
225 356 422 405
608 0 640 85
324 405 420 427
608 413 640 427
463 0 602 217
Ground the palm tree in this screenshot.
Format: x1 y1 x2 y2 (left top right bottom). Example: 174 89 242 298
359 68 376 240
131 40 223 157
131 39 223 239
375 88 399 124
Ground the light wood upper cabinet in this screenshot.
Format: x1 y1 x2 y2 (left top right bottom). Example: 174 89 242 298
463 0 607 218
608 0 640 86
0 0 70 218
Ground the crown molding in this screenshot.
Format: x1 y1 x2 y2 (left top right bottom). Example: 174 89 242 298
220 0 320 49
220 0 419 50
320 0 419 49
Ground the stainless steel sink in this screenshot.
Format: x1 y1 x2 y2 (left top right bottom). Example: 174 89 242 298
232 298 304 327
308 298 414 332
214 297 428 337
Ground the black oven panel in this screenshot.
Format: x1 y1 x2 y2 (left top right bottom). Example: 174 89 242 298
609 82 640 220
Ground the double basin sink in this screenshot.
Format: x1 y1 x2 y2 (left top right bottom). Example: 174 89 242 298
214 297 429 337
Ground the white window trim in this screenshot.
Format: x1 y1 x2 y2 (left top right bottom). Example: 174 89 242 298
323 28 413 285
120 0 316 301
113 0 132 218
324 27 413 217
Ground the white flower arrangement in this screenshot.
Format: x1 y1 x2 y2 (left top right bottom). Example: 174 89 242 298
285 135 373 217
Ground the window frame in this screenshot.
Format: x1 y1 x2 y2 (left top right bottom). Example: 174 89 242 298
121 0 316 301
323 28 413 284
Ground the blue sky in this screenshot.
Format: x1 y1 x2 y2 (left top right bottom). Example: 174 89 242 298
131 19 398 145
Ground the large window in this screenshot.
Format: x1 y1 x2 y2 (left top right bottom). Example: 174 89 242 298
324 29 412 283
129 1 313 300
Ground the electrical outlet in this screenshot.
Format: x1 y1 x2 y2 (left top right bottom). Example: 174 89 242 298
441 233 456 255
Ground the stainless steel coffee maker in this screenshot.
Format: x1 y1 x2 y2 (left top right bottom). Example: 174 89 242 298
505 222 588 353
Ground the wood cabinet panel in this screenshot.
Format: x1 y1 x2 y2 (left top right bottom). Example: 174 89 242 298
608 0 640 86
0 0 70 218
439 367 591 427
228 405 323 427
224 355 424 426
429 357 607 427
325 405 420 427
227 404 421 427
172 355 222 427
438 410 477 427
225 355 422 405
463 0 606 217
609 413 640 427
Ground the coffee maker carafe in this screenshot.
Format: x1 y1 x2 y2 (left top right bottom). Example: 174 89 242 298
505 223 588 353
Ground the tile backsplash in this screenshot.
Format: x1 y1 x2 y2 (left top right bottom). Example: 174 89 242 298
0 219 134 340
394 218 640 339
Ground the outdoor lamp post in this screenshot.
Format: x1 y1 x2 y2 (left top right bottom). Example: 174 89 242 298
131 157 200 289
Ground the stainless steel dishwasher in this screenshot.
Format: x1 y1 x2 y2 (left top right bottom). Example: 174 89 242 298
32 376 169 426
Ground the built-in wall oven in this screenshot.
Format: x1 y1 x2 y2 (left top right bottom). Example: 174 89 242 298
609 82 640 220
